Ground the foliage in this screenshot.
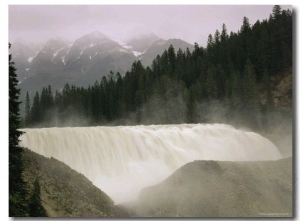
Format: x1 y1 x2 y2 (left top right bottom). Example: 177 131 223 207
24 6 292 131
28 179 48 217
10 43 48 217
9 43 28 217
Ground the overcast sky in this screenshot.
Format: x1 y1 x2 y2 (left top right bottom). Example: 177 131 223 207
9 5 292 47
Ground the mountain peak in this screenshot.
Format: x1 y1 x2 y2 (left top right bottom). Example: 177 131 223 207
125 33 160 44
43 37 69 52
45 37 68 45
73 31 113 48
124 33 162 54
82 31 109 40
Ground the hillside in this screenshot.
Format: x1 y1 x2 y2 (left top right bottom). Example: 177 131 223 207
127 157 293 217
22 149 129 217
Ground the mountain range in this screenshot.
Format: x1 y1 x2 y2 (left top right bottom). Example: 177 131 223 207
10 31 193 109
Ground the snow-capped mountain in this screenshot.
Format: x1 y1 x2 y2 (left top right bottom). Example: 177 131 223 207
17 32 137 103
9 41 41 82
10 31 193 114
29 38 70 77
63 31 135 79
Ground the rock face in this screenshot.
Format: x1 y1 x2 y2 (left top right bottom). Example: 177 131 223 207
22 149 129 217
128 158 293 218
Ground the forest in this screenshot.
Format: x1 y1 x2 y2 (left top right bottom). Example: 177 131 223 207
22 6 292 131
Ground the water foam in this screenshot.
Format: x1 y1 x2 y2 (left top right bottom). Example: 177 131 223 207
19 124 282 203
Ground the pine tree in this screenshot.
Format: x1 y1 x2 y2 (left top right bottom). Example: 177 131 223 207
241 16 251 33
167 44 176 72
24 92 31 127
242 59 262 129
47 85 54 109
272 5 282 19
30 92 41 126
39 87 47 122
28 179 47 217
9 43 29 217
22 5 291 128
221 23 228 43
263 69 273 109
205 66 218 99
207 34 214 47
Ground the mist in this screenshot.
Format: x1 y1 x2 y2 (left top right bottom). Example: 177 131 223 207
9 3 294 218
19 123 282 204
22 72 293 159
130 156 292 217
9 5 292 46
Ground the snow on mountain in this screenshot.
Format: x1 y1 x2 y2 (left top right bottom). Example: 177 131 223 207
125 33 161 53
121 44 132 50
119 42 145 58
9 41 41 81
53 47 66 60
28 55 36 63
18 31 137 103
61 56 66 65
15 31 193 116
132 51 144 57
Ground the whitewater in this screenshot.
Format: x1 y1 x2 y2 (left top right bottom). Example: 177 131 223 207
19 124 282 204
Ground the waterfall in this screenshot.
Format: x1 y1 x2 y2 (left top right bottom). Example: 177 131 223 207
19 124 282 204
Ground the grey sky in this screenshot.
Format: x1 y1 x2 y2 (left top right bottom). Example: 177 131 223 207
9 5 292 47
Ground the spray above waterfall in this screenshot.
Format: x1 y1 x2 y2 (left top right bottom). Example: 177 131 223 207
19 123 282 204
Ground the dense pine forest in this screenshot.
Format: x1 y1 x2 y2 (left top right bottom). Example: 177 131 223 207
22 6 292 131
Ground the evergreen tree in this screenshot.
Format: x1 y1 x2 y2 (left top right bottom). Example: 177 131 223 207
207 34 214 47
9 43 29 217
30 92 41 126
205 66 218 99
167 44 176 72
23 5 292 128
272 5 282 19
221 23 228 43
241 16 251 33
28 179 47 217
230 69 242 111
242 59 262 129
24 92 31 127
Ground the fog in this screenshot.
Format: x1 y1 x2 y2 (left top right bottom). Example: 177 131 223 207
19 123 282 204
25 74 293 158
131 156 292 217
18 77 292 212
9 5 292 46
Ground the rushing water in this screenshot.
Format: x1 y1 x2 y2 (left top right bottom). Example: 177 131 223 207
19 124 282 204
